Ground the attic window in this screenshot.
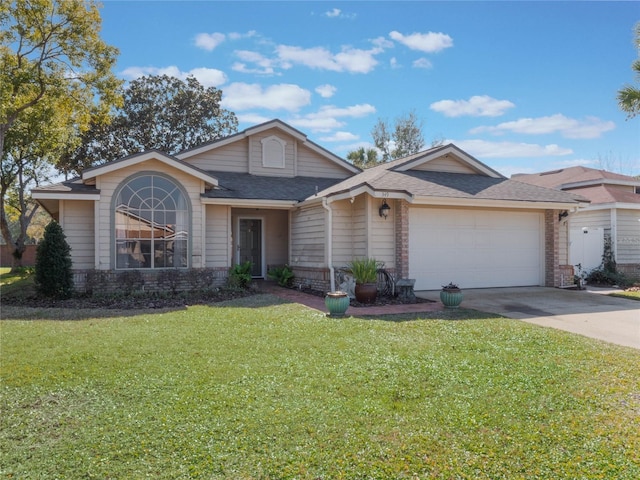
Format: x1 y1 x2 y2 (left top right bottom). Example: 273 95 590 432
261 136 286 169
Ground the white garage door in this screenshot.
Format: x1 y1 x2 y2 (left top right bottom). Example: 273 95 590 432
409 208 543 290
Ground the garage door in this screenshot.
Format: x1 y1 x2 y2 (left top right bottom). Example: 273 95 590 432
409 208 543 290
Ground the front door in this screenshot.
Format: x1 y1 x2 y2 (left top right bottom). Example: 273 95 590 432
238 218 263 277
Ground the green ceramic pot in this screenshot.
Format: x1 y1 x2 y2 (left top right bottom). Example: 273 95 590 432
440 289 463 308
325 291 350 317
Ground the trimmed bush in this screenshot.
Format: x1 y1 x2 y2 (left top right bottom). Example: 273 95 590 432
34 221 73 298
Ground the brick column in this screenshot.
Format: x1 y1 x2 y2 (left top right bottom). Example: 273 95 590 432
395 199 409 279
544 210 560 287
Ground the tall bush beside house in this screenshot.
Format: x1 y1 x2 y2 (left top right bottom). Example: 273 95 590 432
35 221 73 298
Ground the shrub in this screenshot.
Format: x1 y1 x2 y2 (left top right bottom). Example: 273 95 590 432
228 261 252 289
586 268 633 288
267 265 294 287
35 221 73 298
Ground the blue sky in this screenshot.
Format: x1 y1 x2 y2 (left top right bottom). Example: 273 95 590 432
99 1 639 177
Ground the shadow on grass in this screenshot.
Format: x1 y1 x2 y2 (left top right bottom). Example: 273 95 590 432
356 308 507 322
0 293 292 321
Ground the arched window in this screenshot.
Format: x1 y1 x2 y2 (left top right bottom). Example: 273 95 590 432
114 174 190 269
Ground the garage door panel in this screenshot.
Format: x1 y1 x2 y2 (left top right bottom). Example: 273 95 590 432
409 208 543 290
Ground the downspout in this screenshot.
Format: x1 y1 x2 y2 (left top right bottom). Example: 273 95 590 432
322 197 336 292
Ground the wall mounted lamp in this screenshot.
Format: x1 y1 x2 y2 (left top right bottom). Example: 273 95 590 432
379 199 391 219
558 210 569 221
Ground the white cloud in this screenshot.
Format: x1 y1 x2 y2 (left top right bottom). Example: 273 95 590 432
390 57 400 69
289 116 346 132
315 84 337 98
194 32 225 51
120 65 227 87
319 131 359 142
325 8 341 18
289 104 376 132
228 30 257 40
451 139 573 158
323 8 356 19
221 83 311 111
236 112 272 125
470 114 615 139
276 44 381 73
430 95 515 117
232 50 276 75
389 31 453 53
412 58 433 69
308 104 376 119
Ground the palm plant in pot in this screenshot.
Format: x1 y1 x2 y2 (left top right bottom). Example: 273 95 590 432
348 257 383 304
440 282 463 308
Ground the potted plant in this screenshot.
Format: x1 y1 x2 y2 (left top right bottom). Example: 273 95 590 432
325 290 350 317
440 282 463 308
348 257 382 304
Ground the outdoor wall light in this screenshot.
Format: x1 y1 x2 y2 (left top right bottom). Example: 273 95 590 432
379 199 391 219
558 210 569 221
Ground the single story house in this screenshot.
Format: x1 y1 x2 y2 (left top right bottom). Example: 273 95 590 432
514 167 640 279
33 119 588 292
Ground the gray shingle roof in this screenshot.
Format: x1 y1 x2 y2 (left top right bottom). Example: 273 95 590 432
202 172 344 201
31 178 99 195
314 163 588 205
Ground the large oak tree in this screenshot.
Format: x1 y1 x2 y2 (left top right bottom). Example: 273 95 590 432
1 0 122 269
62 74 239 175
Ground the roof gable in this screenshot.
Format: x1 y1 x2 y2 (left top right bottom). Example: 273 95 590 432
82 150 218 187
176 118 360 175
392 144 504 178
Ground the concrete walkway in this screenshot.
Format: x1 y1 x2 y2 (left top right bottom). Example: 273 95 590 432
417 286 640 349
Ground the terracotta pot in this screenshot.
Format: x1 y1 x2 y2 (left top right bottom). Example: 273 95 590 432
325 291 350 317
354 282 377 304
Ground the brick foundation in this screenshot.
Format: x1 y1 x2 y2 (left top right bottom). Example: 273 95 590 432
72 267 229 294
290 266 331 293
618 263 640 281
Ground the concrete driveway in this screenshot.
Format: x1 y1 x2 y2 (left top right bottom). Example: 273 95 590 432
416 286 640 349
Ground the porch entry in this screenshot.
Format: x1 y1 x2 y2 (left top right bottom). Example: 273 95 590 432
237 218 264 277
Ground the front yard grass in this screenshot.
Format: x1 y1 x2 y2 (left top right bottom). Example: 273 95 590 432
2 295 639 479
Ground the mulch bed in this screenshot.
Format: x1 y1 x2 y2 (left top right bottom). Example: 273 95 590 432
293 286 434 307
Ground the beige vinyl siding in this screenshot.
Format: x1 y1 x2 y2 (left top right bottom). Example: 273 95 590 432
265 210 289 266
616 208 640 263
368 196 396 267
413 156 477 174
332 199 355 267
248 131 296 177
291 204 326 267
96 159 205 269
231 208 289 268
568 210 611 231
186 139 249 172
61 200 95 270
559 219 569 265
205 205 231 268
296 144 353 179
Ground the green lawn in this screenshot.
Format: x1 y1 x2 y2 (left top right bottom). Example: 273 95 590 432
1 295 639 479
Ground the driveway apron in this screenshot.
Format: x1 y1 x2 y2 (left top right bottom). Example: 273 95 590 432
417 286 640 349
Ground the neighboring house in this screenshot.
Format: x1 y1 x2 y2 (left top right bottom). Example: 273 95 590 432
33 119 587 292
514 167 640 280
